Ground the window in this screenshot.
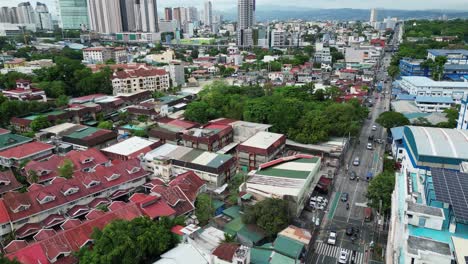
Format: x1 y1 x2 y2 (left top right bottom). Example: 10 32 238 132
418 217 427 227
1 224 6 229
398 149 403 154
408 214 413 219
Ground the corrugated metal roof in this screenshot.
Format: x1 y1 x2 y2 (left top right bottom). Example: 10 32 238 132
192 152 218 166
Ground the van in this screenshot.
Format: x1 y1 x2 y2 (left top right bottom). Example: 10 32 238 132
364 207 372 222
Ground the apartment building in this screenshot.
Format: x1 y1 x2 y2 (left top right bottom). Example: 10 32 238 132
111 67 170 96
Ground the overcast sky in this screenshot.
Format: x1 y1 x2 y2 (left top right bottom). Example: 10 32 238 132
7 0 468 13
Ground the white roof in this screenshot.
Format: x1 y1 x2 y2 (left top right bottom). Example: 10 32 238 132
452 236 468 264
402 76 468 89
40 123 79 135
240 131 284 149
155 244 208 264
102 137 157 156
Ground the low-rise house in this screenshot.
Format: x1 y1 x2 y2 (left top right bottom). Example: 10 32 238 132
0 132 32 151
10 110 70 133
143 143 236 187
2 79 47 102
181 123 233 152
0 170 22 196
237 131 286 170
0 141 55 168
244 154 321 217
148 118 199 144
101 136 161 161
61 126 117 150
0 159 149 239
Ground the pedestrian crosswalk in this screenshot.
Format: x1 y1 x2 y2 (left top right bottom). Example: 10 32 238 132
314 242 364 264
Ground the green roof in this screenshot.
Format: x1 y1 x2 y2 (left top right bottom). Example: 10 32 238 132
250 248 273 264
273 235 304 259
212 199 225 209
23 110 66 120
66 127 100 139
224 217 244 236
255 168 311 179
0 133 32 150
241 193 253 200
254 157 319 179
222 206 241 219
269 252 296 264
238 226 265 244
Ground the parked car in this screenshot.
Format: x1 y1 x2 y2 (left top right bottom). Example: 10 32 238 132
349 171 357 180
327 231 337 245
339 250 349 264
367 143 373 150
353 157 360 166
346 226 354 236
341 193 349 202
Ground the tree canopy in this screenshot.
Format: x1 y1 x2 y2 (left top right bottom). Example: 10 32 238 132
77 217 178 264
195 193 215 226
243 198 290 237
58 159 74 179
30 115 51 132
366 171 395 213
376 111 410 129
184 81 367 144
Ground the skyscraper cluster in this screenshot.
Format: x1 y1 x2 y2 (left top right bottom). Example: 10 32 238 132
163 6 199 27
0 2 53 30
237 0 255 46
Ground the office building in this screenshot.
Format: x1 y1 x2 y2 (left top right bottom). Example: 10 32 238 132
57 0 89 29
271 29 286 47
187 7 198 22
35 2 53 30
237 0 255 46
87 0 123 34
370 8 377 22
17 2 35 24
427 49 468 65
204 1 212 26
164 7 172 21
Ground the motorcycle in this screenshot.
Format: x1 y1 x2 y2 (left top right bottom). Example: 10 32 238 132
346 203 350 210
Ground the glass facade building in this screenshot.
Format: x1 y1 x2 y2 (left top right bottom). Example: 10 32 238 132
57 0 89 29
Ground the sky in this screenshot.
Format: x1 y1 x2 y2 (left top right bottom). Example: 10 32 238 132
6 0 468 14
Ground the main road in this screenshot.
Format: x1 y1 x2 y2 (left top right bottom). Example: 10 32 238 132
307 53 392 264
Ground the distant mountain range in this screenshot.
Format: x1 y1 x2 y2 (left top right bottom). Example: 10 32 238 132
219 8 468 22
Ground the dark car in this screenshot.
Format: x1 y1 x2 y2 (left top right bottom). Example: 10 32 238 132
346 226 354 236
349 171 357 180
341 193 349 202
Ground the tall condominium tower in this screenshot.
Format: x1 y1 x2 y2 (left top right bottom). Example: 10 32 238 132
173 7 181 26
204 1 212 26
120 0 137 31
237 0 255 46
370 8 377 22
139 0 158 32
87 0 123 33
35 2 53 30
17 2 35 24
165 7 172 21
56 0 89 30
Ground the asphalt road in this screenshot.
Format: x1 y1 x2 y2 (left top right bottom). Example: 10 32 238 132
306 53 393 264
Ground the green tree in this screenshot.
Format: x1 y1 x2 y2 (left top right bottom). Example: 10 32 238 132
77 217 177 264
55 95 69 107
28 170 39 183
195 194 214 226
387 65 400 79
152 91 165 99
58 159 74 179
376 111 410 129
366 171 395 213
243 198 290 237
97 121 113 130
222 233 236 243
30 115 51 132
0 254 21 264
184 101 217 124
137 115 148 123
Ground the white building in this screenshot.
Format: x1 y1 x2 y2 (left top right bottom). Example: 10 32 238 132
204 1 212 27
244 154 321 217
167 62 186 87
370 8 377 23
237 0 255 46
458 97 468 130
82 47 128 64
314 42 332 64
345 46 382 64
111 67 170 95
414 96 454 112
139 0 159 32
398 76 468 104
271 29 286 47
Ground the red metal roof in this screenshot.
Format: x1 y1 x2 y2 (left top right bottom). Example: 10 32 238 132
60 219 81 230
85 209 106 220
212 243 240 262
0 170 22 194
112 68 168 79
4 240 28 254
168 171 205 202
42 214 66 228
16 223 41 239
170 225 185 236
33 229 56 242
7 243 48 264
0 141 54 159
129 193 176 219
150 185 194 216
88 198 110 208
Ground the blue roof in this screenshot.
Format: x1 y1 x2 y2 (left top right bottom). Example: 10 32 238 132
428 49 468 56
444 64 468 70
396 94 416 101
415 96 454 104
390 126 405 141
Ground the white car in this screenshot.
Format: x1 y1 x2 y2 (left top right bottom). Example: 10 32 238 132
338 250 349 264
315 218 320 226
327 231 337 245
367 143 373 150
372 125 377 131
353 157 360 166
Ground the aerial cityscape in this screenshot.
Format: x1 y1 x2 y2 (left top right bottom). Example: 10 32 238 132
0 0 467 263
